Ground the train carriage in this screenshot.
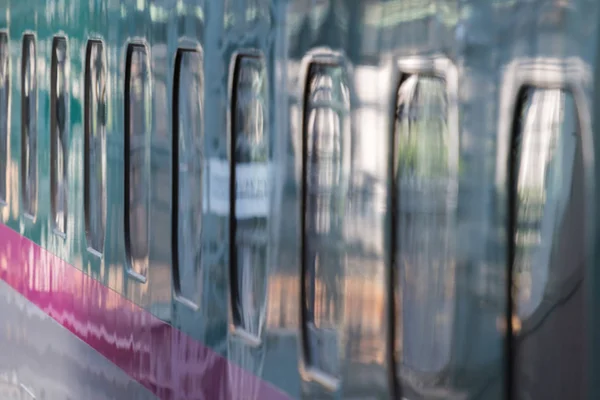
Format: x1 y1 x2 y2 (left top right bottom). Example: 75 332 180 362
0 0 598 399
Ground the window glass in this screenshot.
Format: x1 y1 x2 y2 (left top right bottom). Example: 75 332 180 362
173 49 203 306
21 34 37 217
512 89 578 319
84 40 107 254
510 85 585 400
125 44 151 280
230 54 270 339
302 62 350 378
0 32 9 204
51 37 69 235
394 74 457 375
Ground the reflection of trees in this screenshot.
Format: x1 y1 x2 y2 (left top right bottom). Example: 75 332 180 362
513 89 576 319
396 75 449 179
395 75 457 376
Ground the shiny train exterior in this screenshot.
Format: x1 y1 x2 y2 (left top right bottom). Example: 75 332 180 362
0 0 598 399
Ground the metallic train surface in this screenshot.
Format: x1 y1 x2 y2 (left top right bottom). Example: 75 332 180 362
0 0 599 399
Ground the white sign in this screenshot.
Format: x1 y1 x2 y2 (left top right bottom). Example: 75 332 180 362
206 157 270 218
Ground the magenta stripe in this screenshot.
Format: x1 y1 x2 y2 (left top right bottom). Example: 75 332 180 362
0 223 290 400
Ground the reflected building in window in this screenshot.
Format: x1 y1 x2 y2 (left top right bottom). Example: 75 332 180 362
303 62 351 379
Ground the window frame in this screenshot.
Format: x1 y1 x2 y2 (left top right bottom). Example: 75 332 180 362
227 49 269 347
124 41 152 283
496 57 593 399
83 39 108 256
388 54 459 398
50 35 69 237
298 48 353 392
171 44 204 310
21 33 37 219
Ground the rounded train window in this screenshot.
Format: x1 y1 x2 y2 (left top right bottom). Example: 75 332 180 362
301 61 351 381
394 73 458 376
511 88 579 320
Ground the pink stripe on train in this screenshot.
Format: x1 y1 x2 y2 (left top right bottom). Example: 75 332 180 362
0 223 290 400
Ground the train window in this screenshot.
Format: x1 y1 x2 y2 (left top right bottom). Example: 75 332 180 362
84 40 107 255
301 61 350 381
172 48 203 307
0 32 8 205
50 37 69 236
21 34 37 218
510 88 579 320
393 74 457 376
124 44 151 282
229 54 270 342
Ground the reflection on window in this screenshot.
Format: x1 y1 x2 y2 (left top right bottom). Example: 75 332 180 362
230 54 269 340
394 74 457 375
0 32 8 204
512 89 577 319
125 44 151 281
302 62 350 379
21 34 37 217
173 49 203 307
84 40 107 254
51 37 69 235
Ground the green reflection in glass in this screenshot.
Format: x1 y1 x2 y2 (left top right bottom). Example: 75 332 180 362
513 88 577 319
394 73 456 375
396 75 449 180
